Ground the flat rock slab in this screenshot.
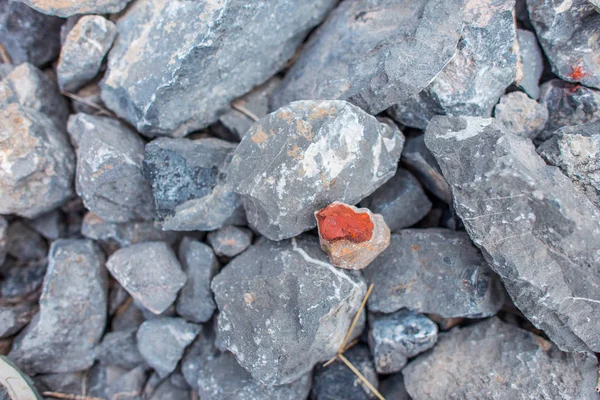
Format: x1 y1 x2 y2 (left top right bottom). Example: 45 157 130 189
228 100 404 240
14 0 132 17
494 91 548 139
425 115 600 352
211 235 366 385
403 318 598 399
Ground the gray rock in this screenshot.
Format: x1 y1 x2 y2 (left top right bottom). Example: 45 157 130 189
143 137 245 231
86 364 148 400
136 317 200 378
14 0 133 17
494 91 548 139
272 0 464 115
403 318 598 399
363 229 505 318
8 239 107 374
26 210 66 240
228 100 404 241
528 0 600 90
379 373 410 400
101 0 336 137
175 237 220 323
110 296 145 332
106 242 186 314
0 304 37 339
0 1 62 67
425 115 600 352
181 325 219 392
0 259 47 299
207 225 253 258
148 379 189 400
95 329 145 369
368 309 438 374
70 82 106 117
73 113 155 222
57 15 117 92
515 29 544 99
211 235 367 385
0 216 7 265
360 168 432 231
0 64 13 80
59 15 82 44
6 221 47 262
33 371 86 394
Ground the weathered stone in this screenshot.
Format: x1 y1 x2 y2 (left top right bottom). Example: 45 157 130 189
5 221 47 262
212 235 366 385
368 309 438 374
143 137 245 231
0 259 46 299
148 379 189 400
110 296 145 332
57 16 117 92
33 371 86 394
272 0 464 115
494 91 548 139
136 317 200 378
515 29 544 99
14 0 133 17
95 329 144 369
70 83 105 117
403 318 598 399
207 225 253 258
86 364 148 400
0 64 13 80
8 239 107 374
379 373 411 400
0 216 7 266
0 304 37 339
181 325 219 392
106 242 186 315
228 100 404 240
26 210 66 240
101 0 336 137
425 115 600 352
528 0 600 90
364 229 505 317
360 168 432 231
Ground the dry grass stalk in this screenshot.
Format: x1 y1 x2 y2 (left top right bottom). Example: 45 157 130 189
43 391 104 400
61 91 116 117
231 101 259 121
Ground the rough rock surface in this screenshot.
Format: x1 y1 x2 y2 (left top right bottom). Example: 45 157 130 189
363 229 505 317
5 220 47 262
528 0 600 89
101 0 337 137
515 29 544 99
0 304 37 339
148 379 190 400
94 329 144 370
228 100 404 240
57 16 117 92
207 225 253 258
272 0 464 114
181 325 219 392
368 309 438 374
8 239 107 374
494 92 548 139
380 373 411 400
211 235 367 385
136 317 199 378
425 115 600 352
106 242 186 314
403 318 598 399
143 137 244 231
27 210 67 240
14 0 133 17
0 216 7 266
86 364 147 400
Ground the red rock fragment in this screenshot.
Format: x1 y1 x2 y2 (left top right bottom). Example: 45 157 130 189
315 202 374 243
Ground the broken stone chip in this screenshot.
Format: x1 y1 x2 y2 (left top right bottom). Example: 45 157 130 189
315 202 390 270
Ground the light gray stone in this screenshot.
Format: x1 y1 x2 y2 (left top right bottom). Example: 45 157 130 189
494 91 548 139
0 304 37 339
207 225 253 258
14 0 133 17
515 29 544 99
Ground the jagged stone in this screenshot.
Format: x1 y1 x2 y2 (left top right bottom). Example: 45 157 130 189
515 29 544 99
95 329 144 369
0 304 37 339
5 221 47 262
26 210 66 240
13 0 133 17
207 225 253 258
494 92 548 139
86 364 148 400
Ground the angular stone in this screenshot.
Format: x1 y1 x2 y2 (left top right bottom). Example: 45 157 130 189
360 168 432 231
363 229 505 317
494 91 548 139
57 16 117 92
181 325 219 391
272 0 464 114
175 237 219 323
106 242 186 314
148 379 189 400
0 216 7 266
368 309 438 374
207 225 253 258
26 210 66 240
425 115 600 352
0 304 37 339
228 100 404 240
33 371 86 394
5 220 47 262
101 0 336 137
211 235 367 385
515 29 544 99
403 318 598 399
95 329 144 369
136 317 200 378
0 259 47 300
14 0 133 17
86 364 148 400
8 239 107 374
143 137 245 231
528 0 600 90
70 83 105 117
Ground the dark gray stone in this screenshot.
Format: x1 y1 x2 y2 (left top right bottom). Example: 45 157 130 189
0 304 37 339
211 235 367 385
33 371 86 394
136 317 200 378
70 82 106 117
181 325 219 392
8 239 108 374
0 259 46 300
6 221 47 262
425 115 600 352
515 29 544 99
110 296 145 332
106 242 186 315
14 0 133 17
403 318 598 400
0 216 7 266
148 379 189 400
379 373 410 400
143 137 245 231
494 92 548 139
207 225 253 257
272 0 464 115
73 113 155 223
364 229 505 317
228 100 404 240
101 0 337 137
86 364 148 400
95 329 145 369
26 210 66 240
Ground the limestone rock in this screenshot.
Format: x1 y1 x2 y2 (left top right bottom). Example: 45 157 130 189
515 29 544 99
494 91 548 139
207 225 253 258
14 0 133 17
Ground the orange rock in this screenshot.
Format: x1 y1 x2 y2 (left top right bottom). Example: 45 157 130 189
315 202 374 243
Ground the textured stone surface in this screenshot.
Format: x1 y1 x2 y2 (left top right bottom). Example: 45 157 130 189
73 113 155 222
272 0 464 114
57 16 117 92
368 309 438 374
14 0 133 17
228 100 404 240
0 258 47 300
181 325 218 391
136 317 199 378
515 29 544 99
494 92 548 139
5 220 47 262
425 115 600 352
207 225 253 258
26 210 66 240
212 235 367 385
33 371 86 394
95 329 144 369
380 373 410 400
8 239 107 374
0 304 37 339
148 379 189 400
360 168 432 231
101 0 336 137
106 242 186 314
364 229 505 317
0 216 7 266
86 364 147 400
143 137 244 231
403 318 598 399
528 0 600 90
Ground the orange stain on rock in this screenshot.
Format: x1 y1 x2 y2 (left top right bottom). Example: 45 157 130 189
568 65 588 81
316 203 374 243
